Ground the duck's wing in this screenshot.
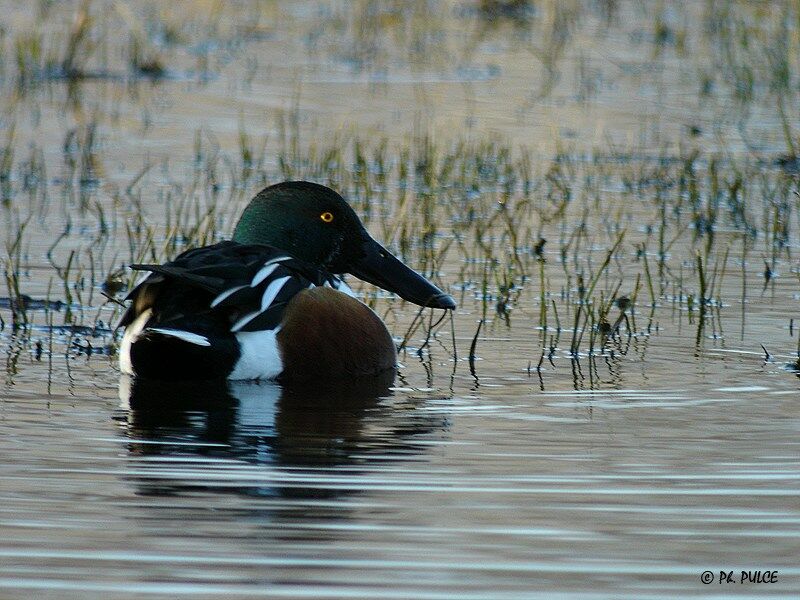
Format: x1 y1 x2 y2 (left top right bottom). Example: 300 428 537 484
119 241 337 335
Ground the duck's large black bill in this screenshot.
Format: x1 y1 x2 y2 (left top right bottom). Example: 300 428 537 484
349 237 456 310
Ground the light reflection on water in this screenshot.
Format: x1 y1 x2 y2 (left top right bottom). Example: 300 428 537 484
0 368 797 598
119 374 448 498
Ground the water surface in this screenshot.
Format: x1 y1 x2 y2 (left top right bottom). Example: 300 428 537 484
1 1 799 597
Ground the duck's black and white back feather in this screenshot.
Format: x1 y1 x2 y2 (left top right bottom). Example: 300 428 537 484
119 241 352 379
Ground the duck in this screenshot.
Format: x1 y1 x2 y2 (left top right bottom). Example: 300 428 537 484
118 181 456 382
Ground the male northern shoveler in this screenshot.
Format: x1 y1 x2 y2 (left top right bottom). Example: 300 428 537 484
118 181 455 381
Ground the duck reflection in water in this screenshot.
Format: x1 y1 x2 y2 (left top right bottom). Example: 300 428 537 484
117 373 448 500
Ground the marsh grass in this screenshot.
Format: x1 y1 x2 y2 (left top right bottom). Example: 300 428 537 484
5 120 797 386
6 0 266 89
2 219 29 330
0 0 798 389
0 124 15 205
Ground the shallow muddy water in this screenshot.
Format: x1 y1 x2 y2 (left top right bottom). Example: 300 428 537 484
0 1 799 598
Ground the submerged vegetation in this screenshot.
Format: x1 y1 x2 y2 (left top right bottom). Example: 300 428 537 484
0 0 798 391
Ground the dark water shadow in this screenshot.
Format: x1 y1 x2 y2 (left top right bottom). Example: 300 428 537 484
117 373 448 501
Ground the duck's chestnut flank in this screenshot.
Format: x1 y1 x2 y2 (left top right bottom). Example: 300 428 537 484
278 287 397 381
119 181 455 381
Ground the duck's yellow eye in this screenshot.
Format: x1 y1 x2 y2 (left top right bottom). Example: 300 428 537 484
320 211 334 223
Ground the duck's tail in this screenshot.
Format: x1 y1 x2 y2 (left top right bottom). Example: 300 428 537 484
120 310 239 380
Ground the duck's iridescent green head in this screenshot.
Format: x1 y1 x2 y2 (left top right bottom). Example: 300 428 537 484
233 181 456 310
